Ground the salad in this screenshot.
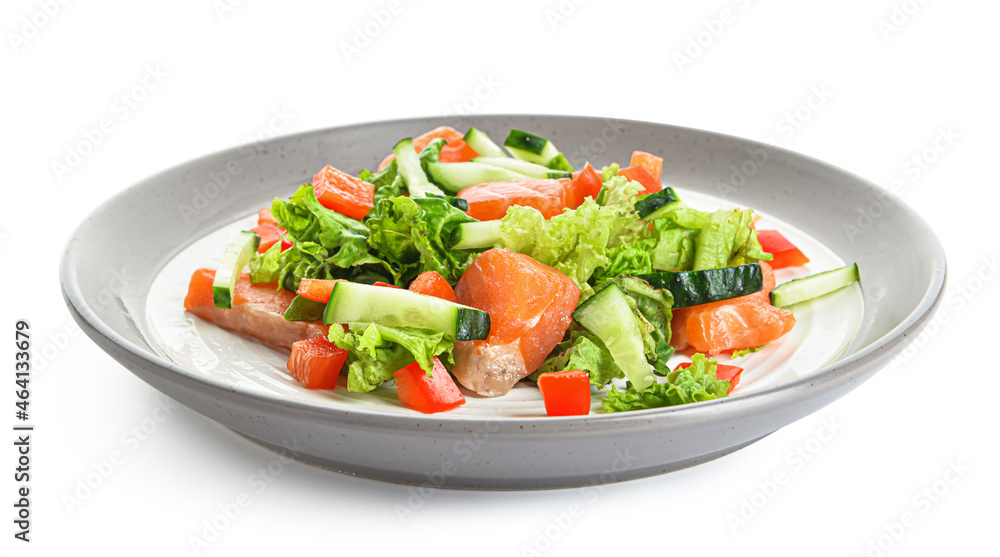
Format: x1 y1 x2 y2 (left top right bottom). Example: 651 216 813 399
182 125 861 416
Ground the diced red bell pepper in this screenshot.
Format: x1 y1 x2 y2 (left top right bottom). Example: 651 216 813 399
250 222 291 254
408 271 458 303
618 165 661 195
630 151 663 182
756 230 810 269
536 369 592 416
675 361 743 394
393 357 466 414
287 336 349 390
571 162 602 207
296 278 346 303
312 165 375 220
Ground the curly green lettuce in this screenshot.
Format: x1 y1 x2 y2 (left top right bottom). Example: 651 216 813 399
329 323 454 393
249 184 392 288
366 195 479 286
601 353 730 413
496 175 649 298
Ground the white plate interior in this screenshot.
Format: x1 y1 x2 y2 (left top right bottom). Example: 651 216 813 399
145 188 864 418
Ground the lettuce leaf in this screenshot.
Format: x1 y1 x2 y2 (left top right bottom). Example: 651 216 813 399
601 353 730 412
693 209 772 270
329 323 454 392
251 184 393 288
590 238 655 288
649 227 700 272
496 176 649 298
367 195 479 286
532 330 623 387
732 343 768 359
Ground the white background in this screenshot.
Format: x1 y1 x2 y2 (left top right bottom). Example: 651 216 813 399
3 0 997 555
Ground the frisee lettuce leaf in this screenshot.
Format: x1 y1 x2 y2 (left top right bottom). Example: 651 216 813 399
601 353 729 412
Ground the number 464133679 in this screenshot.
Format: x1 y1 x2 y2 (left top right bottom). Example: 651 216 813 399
15 320 29 421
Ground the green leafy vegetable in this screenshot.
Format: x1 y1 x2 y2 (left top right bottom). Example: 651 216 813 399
329 323 454 393
732 344 768 359
649 227 700 272
602 354 729 413
495 176 648 298
533 330 623 387
367 195 479 286
360 161 405 205
251 184 393 288
601 163 620 183
693 209 772 270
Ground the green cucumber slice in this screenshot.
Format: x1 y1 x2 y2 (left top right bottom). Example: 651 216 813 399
463 127 507 158
451 220 502 250
283 295 327 322
212 231 260 309
770 263 860 308
503 129 575 171
424 161 532 194
472 157 572 179
635 187 680 219
393 138 445 197
323 282 491 341
572 283 655 391
639 263 763 308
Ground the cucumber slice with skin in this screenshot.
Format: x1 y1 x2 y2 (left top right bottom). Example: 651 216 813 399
463 128 508 158
636 187 680 219
639 263 763 308
323 282 491 341
393 138 445 197
212 231 260 309
572 283 655 391
472 157 572 179
504 130 575 171
283 295 326 322
451 220 502 250
770 263 860 308
425 161 532 194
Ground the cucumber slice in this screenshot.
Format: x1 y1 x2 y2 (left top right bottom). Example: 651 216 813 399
472 157 572 179
283 295 326 322
424 162 532 194
323 282 491 341
635 187 680 219
545 153 575 172
639 263 763 308
503 129 575 171
572 283 655 391
770 263 860 308
212 231 260 309
463 127 508 158
451 220 502 250
393 138 445 197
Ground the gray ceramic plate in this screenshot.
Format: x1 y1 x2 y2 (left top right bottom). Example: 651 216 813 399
60 115 945 489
